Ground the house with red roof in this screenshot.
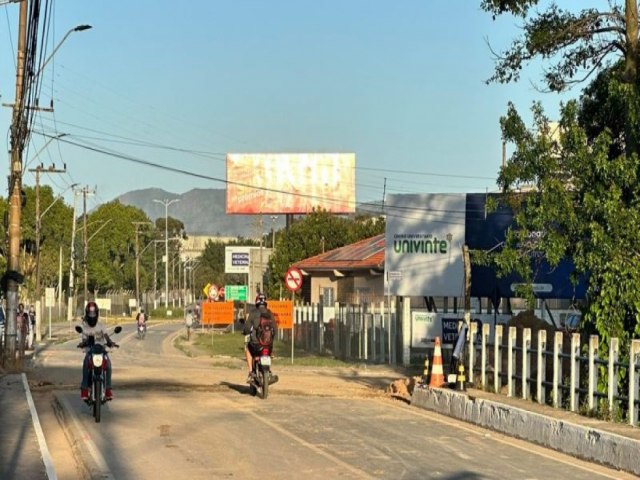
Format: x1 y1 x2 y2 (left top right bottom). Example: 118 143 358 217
292 234 385 305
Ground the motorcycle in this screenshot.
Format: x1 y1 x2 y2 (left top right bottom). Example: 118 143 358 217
137 322 146 340
248 345 278 399
76 325 122 423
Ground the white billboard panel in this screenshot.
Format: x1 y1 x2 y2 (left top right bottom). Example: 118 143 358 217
225 246 251 274
384 193 466 297
226 153 356 214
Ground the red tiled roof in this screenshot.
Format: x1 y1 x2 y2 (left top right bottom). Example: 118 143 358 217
293 234 385 272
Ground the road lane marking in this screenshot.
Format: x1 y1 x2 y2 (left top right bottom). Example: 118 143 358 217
22 373 57 480
219 396 373 479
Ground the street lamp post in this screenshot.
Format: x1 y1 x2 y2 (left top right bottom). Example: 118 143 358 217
34 24 93 79
153 199 179 308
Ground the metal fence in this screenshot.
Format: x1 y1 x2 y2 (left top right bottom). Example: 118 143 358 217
292 301 399 364
467 322 640 427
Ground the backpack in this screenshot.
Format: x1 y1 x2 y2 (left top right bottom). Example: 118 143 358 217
256 316 274 346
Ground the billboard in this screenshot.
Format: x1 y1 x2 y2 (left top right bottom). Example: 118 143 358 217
383 192 587 300
226 153 356 214
384 193 466 297
465 193 587 300
225 246 250 274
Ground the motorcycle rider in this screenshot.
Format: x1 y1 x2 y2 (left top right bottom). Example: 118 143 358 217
79 301 118 401
243 293 277 383
136 307 147 333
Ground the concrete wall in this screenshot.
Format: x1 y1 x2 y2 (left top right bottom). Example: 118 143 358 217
411 387 640 476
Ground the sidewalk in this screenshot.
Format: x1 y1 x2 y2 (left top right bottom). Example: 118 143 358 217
0 373 54 479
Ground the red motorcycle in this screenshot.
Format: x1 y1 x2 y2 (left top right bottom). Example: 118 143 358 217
76 325 122 422
248 345 277 399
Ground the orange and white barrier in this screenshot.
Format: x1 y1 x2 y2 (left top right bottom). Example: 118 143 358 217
429 336 446 388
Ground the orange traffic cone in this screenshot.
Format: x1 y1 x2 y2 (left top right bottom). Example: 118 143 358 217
429 336 445 388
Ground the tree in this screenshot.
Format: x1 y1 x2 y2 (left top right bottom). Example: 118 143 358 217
265 210 385 298
85 201 152 292
483 0 639 153
480 1 640 342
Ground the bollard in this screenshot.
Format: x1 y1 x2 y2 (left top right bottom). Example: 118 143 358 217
456 363 467 392
422 356 430 384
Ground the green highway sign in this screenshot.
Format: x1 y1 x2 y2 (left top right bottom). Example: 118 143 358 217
225 285 248 301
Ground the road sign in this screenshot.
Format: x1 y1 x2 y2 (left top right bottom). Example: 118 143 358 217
285 266 303 292
225 285 247 301
207 284 219 301
45 287 55 308
269 300 293 329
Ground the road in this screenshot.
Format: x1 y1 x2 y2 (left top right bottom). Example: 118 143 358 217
28 321 637 480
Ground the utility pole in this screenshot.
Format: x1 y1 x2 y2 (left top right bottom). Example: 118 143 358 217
29 163 66 341
67 188 80 322
153 198 179 308
4 0 28 368
132 221 152 310
81 186 95 304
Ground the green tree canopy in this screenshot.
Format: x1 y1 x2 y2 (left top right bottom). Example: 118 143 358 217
480 1 640 342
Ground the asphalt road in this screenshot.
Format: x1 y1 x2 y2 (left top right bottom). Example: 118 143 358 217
29 321 637 480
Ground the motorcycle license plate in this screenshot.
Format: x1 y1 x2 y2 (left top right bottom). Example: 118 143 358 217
260 355 271 366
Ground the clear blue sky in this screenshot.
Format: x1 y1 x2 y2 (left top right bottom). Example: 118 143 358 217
0 1 579 211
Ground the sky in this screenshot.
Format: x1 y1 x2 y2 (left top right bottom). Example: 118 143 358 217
0 0 581 213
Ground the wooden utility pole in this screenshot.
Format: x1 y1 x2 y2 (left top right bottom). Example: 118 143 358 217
80 186 95 303
67 188 80 322
29 163 66 341
4 0 28 368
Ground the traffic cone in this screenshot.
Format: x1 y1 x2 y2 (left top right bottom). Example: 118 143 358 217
456 363 467 392
429 337 445 388
422 356 430 384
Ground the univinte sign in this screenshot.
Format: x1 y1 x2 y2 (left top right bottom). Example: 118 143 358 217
384 193 466 297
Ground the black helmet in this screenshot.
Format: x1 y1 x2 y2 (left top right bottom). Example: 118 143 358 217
85 301 99 327
255 293 267 309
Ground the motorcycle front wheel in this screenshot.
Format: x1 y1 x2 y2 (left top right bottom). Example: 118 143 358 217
93 380 102 423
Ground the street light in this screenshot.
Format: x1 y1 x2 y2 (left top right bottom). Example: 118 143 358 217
35 24 93 79
153 199 180 308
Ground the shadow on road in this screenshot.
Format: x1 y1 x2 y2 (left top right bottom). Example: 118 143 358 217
219 381 252 395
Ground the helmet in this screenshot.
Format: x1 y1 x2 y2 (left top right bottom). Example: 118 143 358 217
85 301 99 327
255 293 267 309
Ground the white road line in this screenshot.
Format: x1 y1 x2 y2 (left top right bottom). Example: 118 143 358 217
220 396 373 479
21 373 57 480
57 394 116 479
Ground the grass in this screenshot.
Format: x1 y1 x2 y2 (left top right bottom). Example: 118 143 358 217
183 331 354 368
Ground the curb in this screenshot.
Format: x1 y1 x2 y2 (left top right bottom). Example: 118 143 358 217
411 387 640 476
54 392 115 480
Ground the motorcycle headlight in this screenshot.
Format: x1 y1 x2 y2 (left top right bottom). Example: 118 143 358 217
92 354 103 368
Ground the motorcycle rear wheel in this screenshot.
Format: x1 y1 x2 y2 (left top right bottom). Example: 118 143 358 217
260 367 269 400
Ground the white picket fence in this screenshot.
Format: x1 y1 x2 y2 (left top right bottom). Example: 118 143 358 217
467 322 640 427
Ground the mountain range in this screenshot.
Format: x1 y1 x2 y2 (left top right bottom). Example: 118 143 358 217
117 188 383 237
116 188 283 237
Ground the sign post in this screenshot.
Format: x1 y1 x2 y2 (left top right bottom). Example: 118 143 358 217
284 267 303 364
